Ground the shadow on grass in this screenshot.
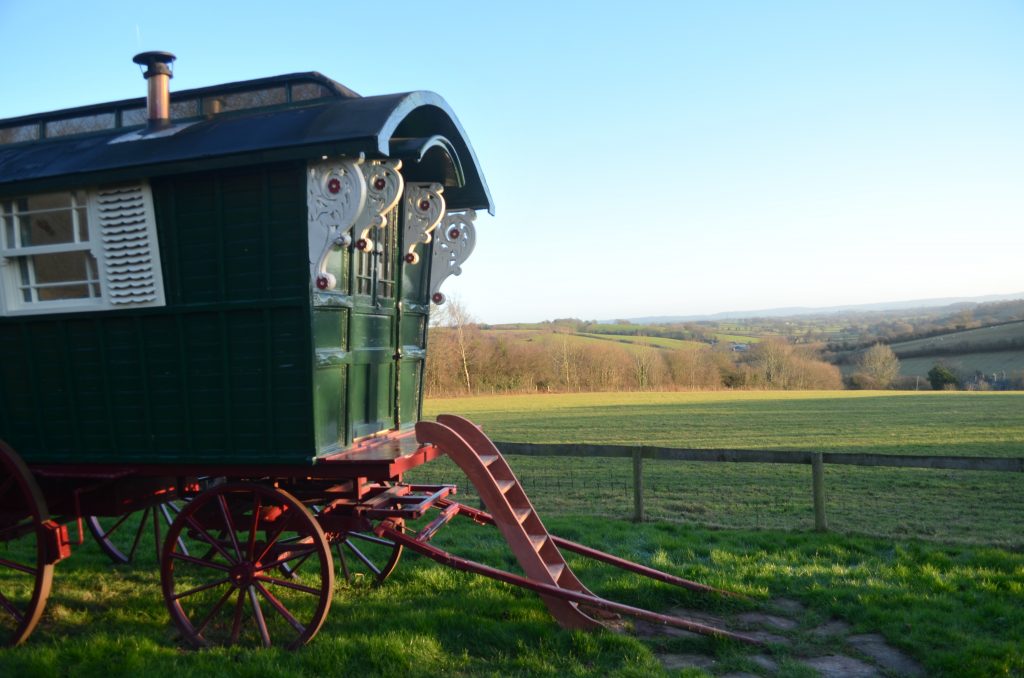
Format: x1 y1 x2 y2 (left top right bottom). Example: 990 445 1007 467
2 516 1021 678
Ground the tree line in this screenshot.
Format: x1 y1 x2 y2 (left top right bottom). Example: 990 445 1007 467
425 303 843 397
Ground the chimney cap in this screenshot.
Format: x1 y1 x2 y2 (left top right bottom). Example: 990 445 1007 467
133 51 176 79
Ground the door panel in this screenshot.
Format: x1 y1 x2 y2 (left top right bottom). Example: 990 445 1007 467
347 311 394 439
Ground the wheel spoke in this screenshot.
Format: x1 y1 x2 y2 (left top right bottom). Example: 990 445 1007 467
254 574 323 596
175 532 190 558
281 550 312 576
248 586 271 648
253 546 317 574
193 585 237 637
0 441 55 646
229 588 246 645
152 507 163 559
161 482 332 650
184 514 236 564
347 531 395 547
0 555 37 576
169 551 232 572
159 503 177 526
254 581 305 634
0 518 33 542
246 494 262 561
126 507 152 562
335 543 351 581
217 495 243 561
255 518 290 564
172 576 232 601
344 538 381 575
96 510 133 540
0 589 25 623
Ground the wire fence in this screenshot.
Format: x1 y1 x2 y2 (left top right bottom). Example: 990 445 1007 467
405 444 1024 548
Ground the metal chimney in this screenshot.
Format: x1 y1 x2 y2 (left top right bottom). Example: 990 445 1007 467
132 51 176 128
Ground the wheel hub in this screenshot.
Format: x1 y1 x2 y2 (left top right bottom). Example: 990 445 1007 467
229 561 256 587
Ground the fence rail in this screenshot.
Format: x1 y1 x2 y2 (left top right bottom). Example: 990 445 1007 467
491 441 1024 527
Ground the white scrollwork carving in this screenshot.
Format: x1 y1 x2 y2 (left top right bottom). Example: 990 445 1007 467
429 210 477 305
401 183 446 266
351 159 404 253
307 157 366 291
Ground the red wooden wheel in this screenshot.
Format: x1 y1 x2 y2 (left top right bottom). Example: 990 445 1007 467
0 440 55 646
160 482 334 649
87 500 189 565
332 521 404 586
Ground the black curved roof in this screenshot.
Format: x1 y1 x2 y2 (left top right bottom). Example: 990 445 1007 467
0 73 493 214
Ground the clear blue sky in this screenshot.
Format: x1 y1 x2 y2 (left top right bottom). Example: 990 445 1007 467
2 1 1021 323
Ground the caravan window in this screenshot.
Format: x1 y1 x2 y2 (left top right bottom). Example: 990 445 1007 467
0 191 102 304
0 184 165 315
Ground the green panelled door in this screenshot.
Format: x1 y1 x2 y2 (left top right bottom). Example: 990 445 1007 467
311 198 432 455
347 208 400 441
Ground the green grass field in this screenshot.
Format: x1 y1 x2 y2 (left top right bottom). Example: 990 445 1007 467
712 333 762 344
415 391 1024 546
3 391 1022 676
1 517 1021 677
424 390 1024 456
890 320 1024 355
577 333 706 351
482 329 701 355
898 350 1024 379
872 321 1024 379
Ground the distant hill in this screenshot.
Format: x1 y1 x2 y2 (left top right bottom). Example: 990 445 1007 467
623 292 1024 324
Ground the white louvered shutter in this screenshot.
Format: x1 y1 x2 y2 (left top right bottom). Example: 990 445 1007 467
93 183 165 307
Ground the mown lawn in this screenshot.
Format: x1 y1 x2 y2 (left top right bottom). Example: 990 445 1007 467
1 517 1021 677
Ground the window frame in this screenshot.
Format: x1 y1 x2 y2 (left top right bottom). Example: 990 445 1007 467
0 183 164 316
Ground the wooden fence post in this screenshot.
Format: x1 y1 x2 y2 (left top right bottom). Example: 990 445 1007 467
812 452 828 532
632 448 645 522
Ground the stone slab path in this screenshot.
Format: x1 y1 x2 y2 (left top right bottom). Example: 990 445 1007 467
636 597 925 677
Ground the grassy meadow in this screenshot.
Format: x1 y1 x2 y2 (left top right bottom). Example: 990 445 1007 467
423 390 1024 456
898 350 1024 380
481 328 704 355
416 390 1024 546
875 319 1024 379
889 320 1024 355
1 516 1021 677
3 390 1022 676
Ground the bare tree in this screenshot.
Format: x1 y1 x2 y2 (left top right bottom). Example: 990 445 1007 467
749 337 793 388
857 343 901 389
433 296 476 394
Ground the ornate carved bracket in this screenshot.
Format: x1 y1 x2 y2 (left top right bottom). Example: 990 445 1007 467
401 183 445 266
307 158 366 291
429 210 477 305
351 159 404 253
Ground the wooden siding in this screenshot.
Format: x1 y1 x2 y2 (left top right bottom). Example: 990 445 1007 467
0 163 316 465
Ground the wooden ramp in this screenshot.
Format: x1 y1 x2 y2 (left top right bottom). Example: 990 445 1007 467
388 415 758 644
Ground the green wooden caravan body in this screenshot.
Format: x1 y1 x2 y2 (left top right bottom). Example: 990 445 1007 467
0 71 492 467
